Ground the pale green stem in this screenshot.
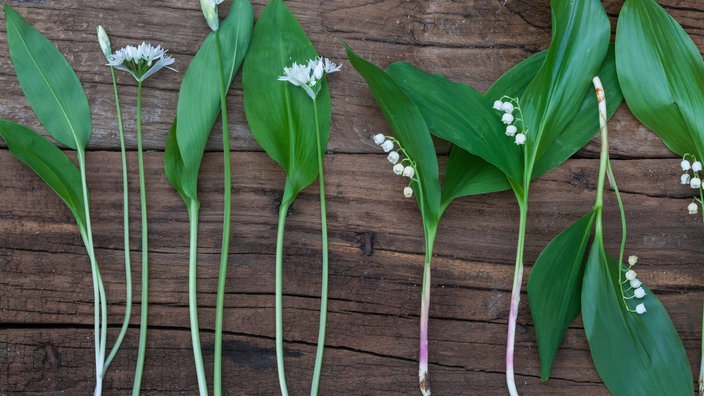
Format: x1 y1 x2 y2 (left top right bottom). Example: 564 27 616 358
214 29 233 396
132 80 149 394
104 66 132 373
188 199 209 395
505 192 527 396
276 193 293 396
700 300 704 395
310 100 329 396
418 227 436 396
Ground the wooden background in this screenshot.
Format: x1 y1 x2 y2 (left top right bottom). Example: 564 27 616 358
0 0 701 394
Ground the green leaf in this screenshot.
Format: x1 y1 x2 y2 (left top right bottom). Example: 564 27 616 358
581 239 693 395
164 118 192 206
527 210 595 381
386 61 522 184
344 44 441 226
521 0 610 173
243 0 330 202
4 5 91 151
0 120 86 230
440 146 510 210
174 0 253 199
616 0 704 157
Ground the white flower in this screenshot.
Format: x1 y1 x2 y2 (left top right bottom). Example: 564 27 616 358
505 125 517 137
107 42 176 81
681 159 691 171
693 161 703 172
625 269 637 281
501 113 514 125
514 133 526 145
688 202 698 215
630 278 642 289
200 0 224 31
402 166 415 178
279 57 342 100
633 287 646 299
387 151 400 164
380 140 394 153
493 100 503 111
691 177 701 189
393 163 404 175
403 186 413 198
628 255 638 266
96 25 112 61
681 173 691 185
373 134 386 145
635 303 647 314
501 102 514 113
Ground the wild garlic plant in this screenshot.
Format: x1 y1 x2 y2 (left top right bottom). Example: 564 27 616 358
102 31 176 394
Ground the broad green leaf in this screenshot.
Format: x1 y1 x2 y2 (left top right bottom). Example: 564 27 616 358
386 61 522 184
345 44 441 226
521 0 610 175
0 120 86 230
175 0 253 199
581 240 693 395
486 51 547 101
243 0 330 202
440 146 509 210
616 0 703 157
164 119 192 206
527 210 595 381
4 5 91 151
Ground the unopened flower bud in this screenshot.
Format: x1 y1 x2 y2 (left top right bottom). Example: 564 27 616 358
403 186 413 198
501 113 514 125
505 125 517 136
633 287 646 299
381 140 394 153
97 25 112 61
635 303 646 314
387 151 400 164
373 133 386 145
688 202 698 215
402 166 415 178
393 163 404 175
200 0 223 31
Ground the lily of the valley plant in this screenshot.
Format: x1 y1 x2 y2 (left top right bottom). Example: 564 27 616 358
164 1 253 394
243 1 339 394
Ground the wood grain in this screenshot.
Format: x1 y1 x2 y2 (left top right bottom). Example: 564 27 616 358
0 0 702 395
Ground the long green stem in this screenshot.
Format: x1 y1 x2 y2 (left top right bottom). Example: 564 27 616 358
276 193 293 396
310 100 329 396
213 30 233 396
506 191 527 396
104 67 132 373
187 199 208 395
418 227 436 396
132 80 150 394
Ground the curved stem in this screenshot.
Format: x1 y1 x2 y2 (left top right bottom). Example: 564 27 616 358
188 199 209 395
276 193 292 396
506 195 527 396
104 66 132 373
133 80 149 394
213 29 233 396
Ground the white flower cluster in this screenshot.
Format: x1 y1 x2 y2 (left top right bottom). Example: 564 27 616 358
373 133 416 198
493 97 526 145
679 155 703 215
106 41 176 82
278 57 342 100
622 255 647 315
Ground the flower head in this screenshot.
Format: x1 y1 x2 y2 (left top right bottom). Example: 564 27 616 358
630 278 642 289
373 134 386 145
393 163 404 175
514 133 526 145
494 96 527 146
505 125 517 137
691 177 701 189
635 303 647 314
688 202 699 215
501 102 514 113
96 25 112 61
628 255 638 266
374 134 419 199
681 173 691 185
380 140 394 153
200 0 224 31
692 161 702 172
402 166 415 178
625 269 637 281
403 186 413 198
387 151 400 164
278 57 342 100
501 113 514 125
107 42 176 81
633 287 646 299
681 159 692 171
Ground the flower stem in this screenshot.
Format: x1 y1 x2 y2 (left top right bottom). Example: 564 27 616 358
187 199 208 395
276 192 293 396
310 100 329 396
213 29 233 396
418 229 435 396
506 193 527 396
104 66 132 374
132 80 150 395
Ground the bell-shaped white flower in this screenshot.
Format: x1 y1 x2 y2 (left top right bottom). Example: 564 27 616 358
633 287 646 299
630 278 642 288
402 166 415 178
681 159 691 171
380 140 394 153
493 100 503 111
625 269 637 281
393 163 404 175
501 101 514 113
373 134 386 145
635 303 646 314
505 125 517 137
501 113 514 125
387 151 400 164
514 133 526 145
693 161 703 172
628 255 638 266
688 202 698 215
681 173 691 185
691 177 701 189
403 186 413 198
